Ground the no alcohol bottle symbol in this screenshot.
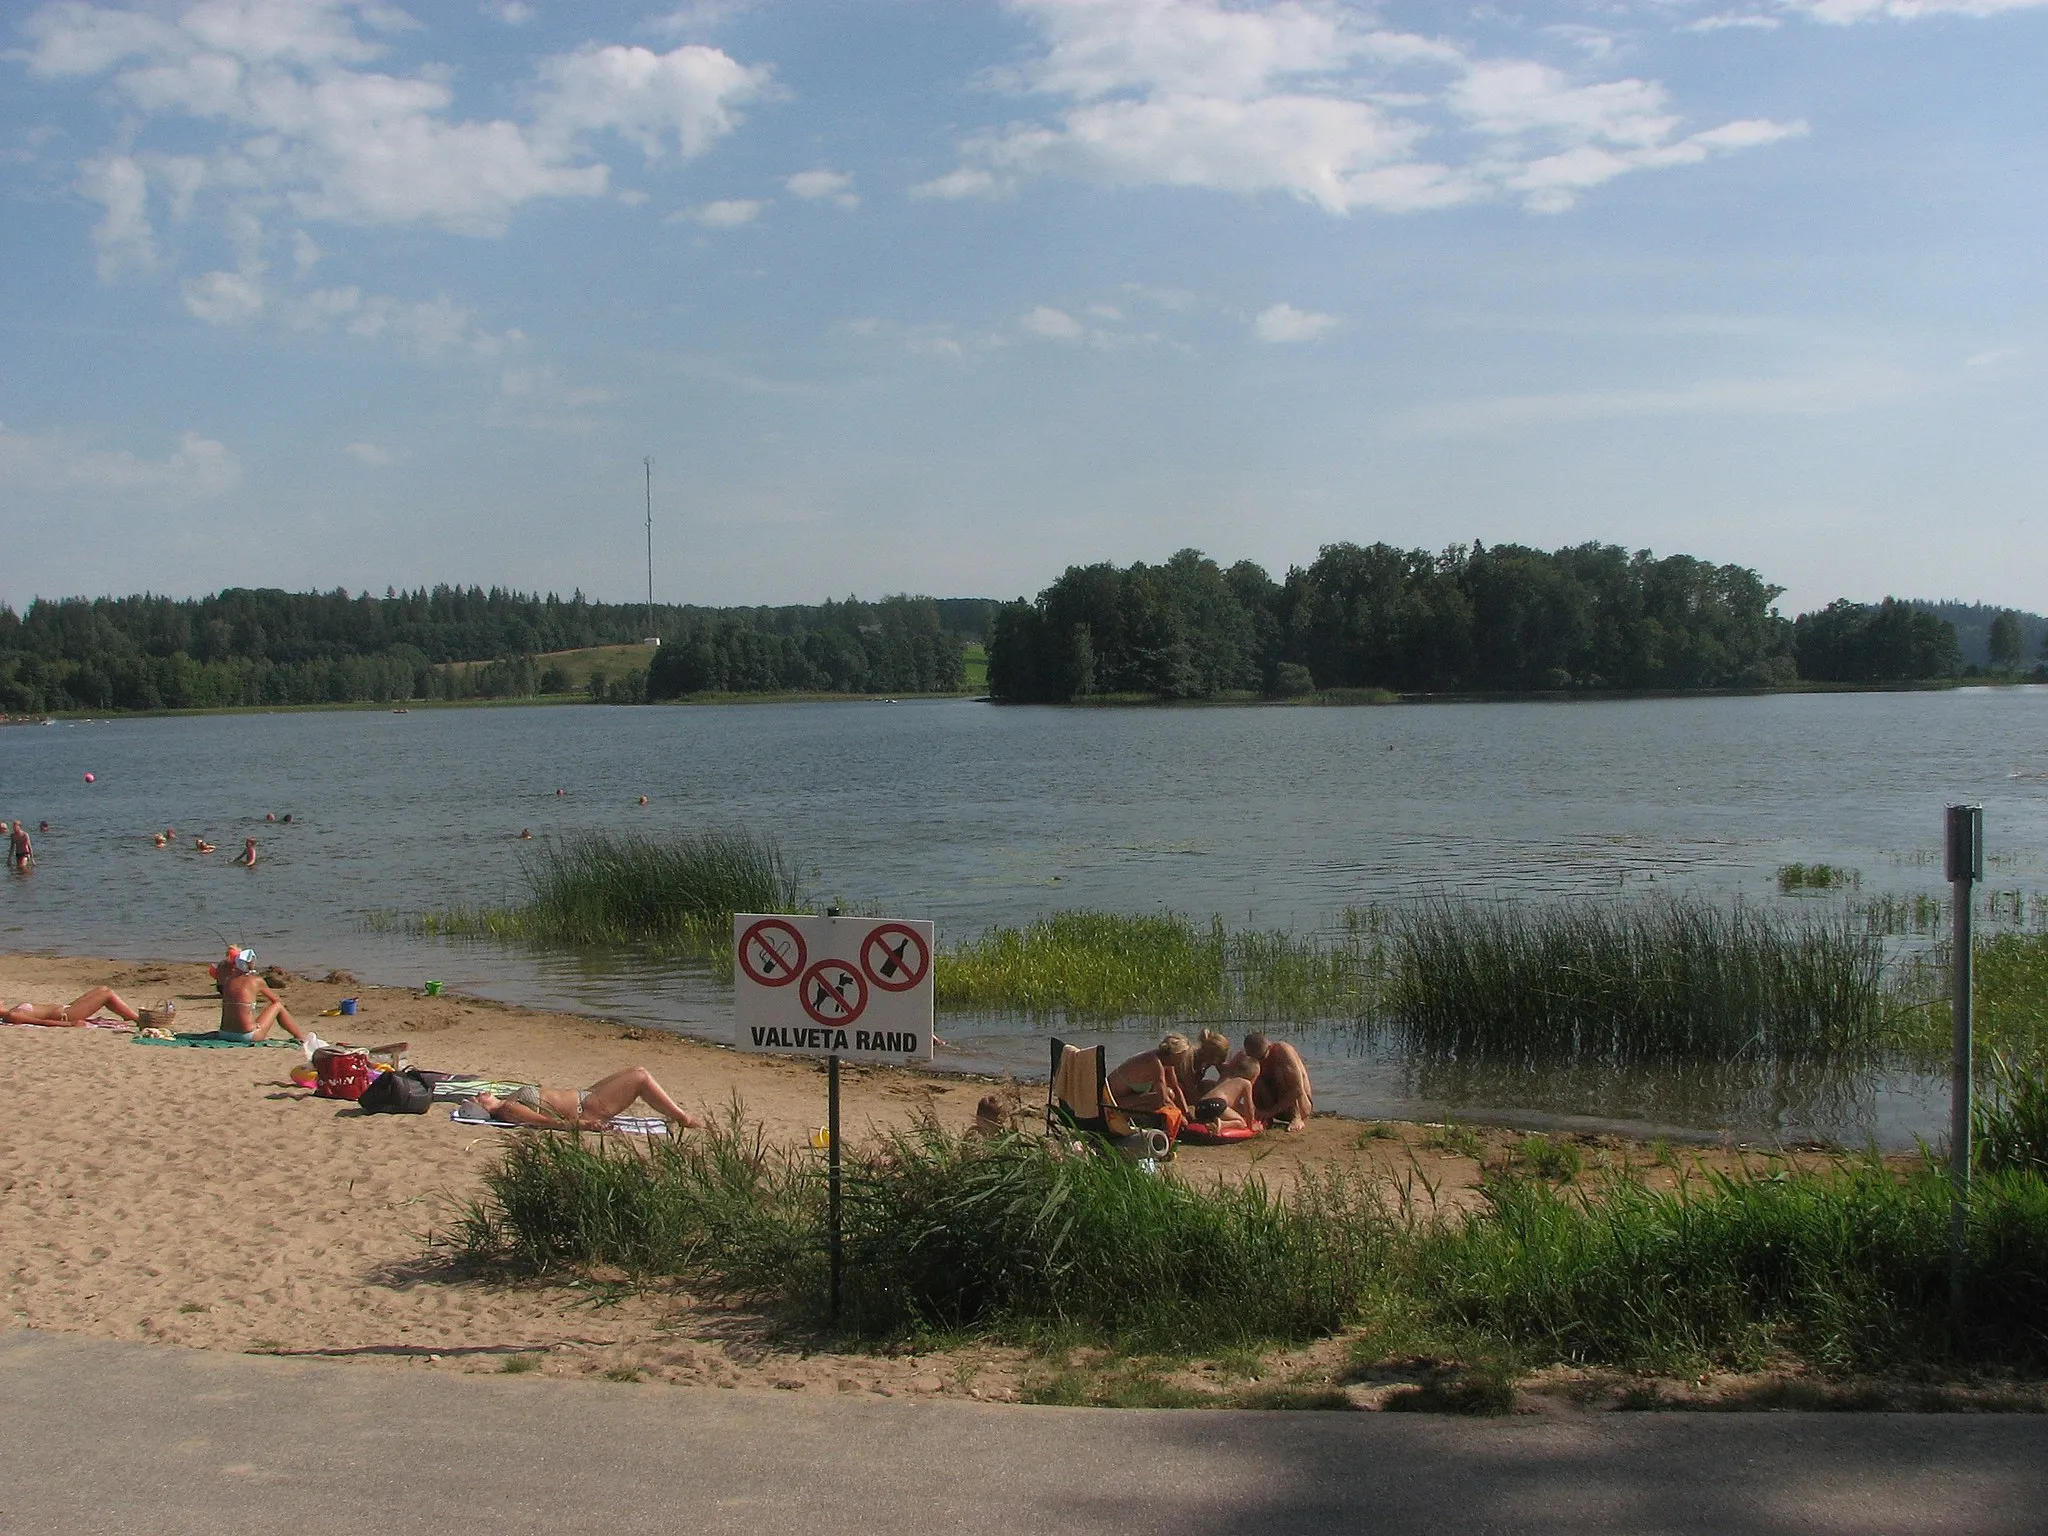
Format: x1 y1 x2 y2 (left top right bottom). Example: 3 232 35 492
801 958 868 1026
738 918 807 988
860 922 931 992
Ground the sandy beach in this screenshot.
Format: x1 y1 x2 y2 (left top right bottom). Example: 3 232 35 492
2 949 1838 1405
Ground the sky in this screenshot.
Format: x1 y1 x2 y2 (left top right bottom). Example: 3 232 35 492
1 0 2043 617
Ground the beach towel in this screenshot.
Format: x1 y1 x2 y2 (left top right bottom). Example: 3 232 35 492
449 1101 670 1135
131 1030 300 1048
5 1015 130 1031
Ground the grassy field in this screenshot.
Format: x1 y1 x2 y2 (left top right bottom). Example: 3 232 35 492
456 1108 2048 1375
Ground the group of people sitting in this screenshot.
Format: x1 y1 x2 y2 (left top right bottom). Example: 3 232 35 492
1109 1027 1313 1134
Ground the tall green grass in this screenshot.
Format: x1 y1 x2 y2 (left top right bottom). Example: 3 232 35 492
455 1107 2048 1370
1389 897 1890 1064
407 828 805 952
456 1111 1386 1348
933 911 1380 1020
1418 1165 2048 1371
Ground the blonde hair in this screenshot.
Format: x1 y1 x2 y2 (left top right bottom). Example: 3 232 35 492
1157 1032 1194 1069
1193 1028 1229 1070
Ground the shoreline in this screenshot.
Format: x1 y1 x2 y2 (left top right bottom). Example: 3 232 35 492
12 674 2041 725
1 945 1884 1407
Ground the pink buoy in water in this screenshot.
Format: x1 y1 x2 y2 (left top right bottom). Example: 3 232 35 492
83 772 95 783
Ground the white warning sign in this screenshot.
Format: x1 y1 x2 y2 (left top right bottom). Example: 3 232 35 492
733 914 935 1062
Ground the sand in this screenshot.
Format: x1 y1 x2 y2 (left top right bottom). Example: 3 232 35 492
0 949 1811 1405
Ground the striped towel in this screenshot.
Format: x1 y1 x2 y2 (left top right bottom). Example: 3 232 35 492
448 1102 669 1136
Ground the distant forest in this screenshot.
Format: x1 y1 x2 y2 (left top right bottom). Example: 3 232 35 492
0 548 2034 715
987 544 2035 703
0 586 993 713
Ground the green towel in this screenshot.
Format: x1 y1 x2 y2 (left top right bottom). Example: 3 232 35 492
131 1030 301 1048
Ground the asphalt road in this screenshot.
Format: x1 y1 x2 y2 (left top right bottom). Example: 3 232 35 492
2 1328 2044 1535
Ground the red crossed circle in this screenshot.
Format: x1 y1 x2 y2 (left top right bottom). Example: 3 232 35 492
859 922 931 992
800 958 868 1026
738 918 807 988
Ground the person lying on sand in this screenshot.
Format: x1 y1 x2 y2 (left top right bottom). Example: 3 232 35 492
1192 1061 1261 1132
470 1067 705 1131
216 948 320 1049
1108 1034 1196 1117
3 987 140 1027
1246 1032 1313 1132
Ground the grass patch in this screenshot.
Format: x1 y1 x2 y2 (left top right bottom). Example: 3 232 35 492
1390 897 1890 1065
404 827 805 954
499 1353 540 1374
933 910 1380 1019
457 1109 1388 1351
1778 863 1861 893
1513 1134 1583 1182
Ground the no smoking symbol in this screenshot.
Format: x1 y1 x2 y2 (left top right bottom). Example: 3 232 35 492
738 918 807 988
861 923 930 992
801 958 868 1026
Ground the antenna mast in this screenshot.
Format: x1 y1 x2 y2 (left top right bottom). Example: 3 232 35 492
643 456 655 642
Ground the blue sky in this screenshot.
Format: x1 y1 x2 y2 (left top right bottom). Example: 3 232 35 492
2 0 2042 615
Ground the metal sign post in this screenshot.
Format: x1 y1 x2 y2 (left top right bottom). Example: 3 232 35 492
828 1052 842 1324
1945 803 1982 1324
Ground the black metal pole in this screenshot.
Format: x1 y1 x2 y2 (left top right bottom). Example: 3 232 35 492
1946 804 1982 1326
828 1052 842 1325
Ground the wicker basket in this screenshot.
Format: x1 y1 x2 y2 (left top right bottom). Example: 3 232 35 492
136 1000 178 1031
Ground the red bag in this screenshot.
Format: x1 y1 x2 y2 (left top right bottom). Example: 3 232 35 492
314 1048 377 1101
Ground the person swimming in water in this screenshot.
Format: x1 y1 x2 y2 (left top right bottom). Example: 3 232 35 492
8 821 32 869
3 987 139 1027
235 837 258 867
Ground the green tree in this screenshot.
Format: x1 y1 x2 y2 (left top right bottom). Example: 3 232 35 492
1989 609 2023 671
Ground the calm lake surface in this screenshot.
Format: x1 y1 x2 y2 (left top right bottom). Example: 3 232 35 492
5 689 2047 1146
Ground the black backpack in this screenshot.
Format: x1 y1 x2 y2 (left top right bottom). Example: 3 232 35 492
359 1067 434 1115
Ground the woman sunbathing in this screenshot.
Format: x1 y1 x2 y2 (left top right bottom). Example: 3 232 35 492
3 987 140 1027
471 1067 705 1131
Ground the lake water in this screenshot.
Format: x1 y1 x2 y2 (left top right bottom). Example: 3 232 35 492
5 689 2047 1146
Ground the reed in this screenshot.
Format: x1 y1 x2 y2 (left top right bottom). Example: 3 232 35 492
1977 1052 2048 1177
1413 1162 2048 1371
933 911 1382 1020
1387 897 1890 1064
408 828 805 953
457 1112 1388 1348
1777 862 1861 893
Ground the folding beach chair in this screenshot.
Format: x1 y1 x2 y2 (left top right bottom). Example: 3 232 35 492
1046 1038 1180 1156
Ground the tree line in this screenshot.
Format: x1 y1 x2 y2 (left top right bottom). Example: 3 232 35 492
988 543 2013 702
0 586 989 714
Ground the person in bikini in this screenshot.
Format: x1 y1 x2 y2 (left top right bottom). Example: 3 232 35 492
471 1067 705 1131
1181 1028 1230 1102
1193 1056 1261 1132
216 948 318 1048
1107 1034 1196 1118
3 987 139 1027
1246 1032 1313 1132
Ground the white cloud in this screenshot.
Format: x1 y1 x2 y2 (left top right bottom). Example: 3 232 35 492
481 0 534 24
343 439 395 465
1022 305 1085 340
617 187 649 205
288 285 516 356
182 267 266 322
1965 345 2021 369
1686 12 1785 29
1389 365 1917 436
785 168 857 208
77 153 154 277
0 422 241 500
1785 0 2048 20
1253 302 1337 342
693 196 764 226
23 3 770 247
291 228 321 271
918 0 1804 215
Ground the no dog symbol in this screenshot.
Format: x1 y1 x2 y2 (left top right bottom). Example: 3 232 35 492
800 958 868 1027
738 918 807 988
860 922 931 992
